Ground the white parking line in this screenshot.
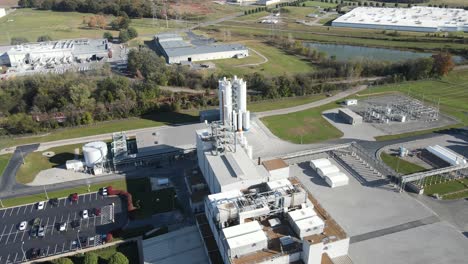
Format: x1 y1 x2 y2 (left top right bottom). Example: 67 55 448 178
2 209 6 218
4 225 14 245
51 216 57 235
12 252 17 263
86 218 90 228
46 245 50 256
15 207 20 215
44 202 48 210
74 212 77 220
95 192 98 200
0 225 7 243
93 216 97 226
22 206 27 214
62 242 65 252
65 214 70 231
54 244 58 254
5 254 9 264
12 230 18 243
9 209 13 217
30 204 34 213
20 228 26 241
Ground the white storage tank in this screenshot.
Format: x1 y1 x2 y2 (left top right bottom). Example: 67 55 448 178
317 165 340 178
310 158 332 170
243 111 250 131
82 141 108 167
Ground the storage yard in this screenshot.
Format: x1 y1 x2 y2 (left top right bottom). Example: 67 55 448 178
332 6 468 32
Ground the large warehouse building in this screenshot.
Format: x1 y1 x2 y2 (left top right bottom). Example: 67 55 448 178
154 33 249 64
332 6 468 32
0 38 110 68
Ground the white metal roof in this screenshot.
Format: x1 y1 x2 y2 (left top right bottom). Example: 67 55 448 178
317 165 340 175
333 7 468 32
295 215 325 230
223 221 262 239
266 179 293 191
325 173 349 184
226 230 267 249
288 207 317 221
426 145 467 165
310 158 332 169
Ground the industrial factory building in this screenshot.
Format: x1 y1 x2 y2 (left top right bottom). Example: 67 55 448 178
332 7 468 32
154 33 249 64
0 38 110 69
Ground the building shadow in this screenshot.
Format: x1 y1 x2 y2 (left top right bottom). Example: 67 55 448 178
297 162 329 187
140 111 200 126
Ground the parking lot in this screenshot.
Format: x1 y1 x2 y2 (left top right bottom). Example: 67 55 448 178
0 192 126 263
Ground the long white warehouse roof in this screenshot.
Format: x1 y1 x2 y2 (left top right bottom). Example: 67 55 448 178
426 145 467 166
333 6 468 32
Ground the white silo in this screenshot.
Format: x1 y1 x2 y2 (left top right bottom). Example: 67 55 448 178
232 111 238 131
237 110 243 132
243 111 250 131
82 141 108 167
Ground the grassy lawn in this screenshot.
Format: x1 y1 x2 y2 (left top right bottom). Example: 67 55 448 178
427 0 468 6
16 143 83 184
424 179 467 196
359 69 468 141
0 9 189 45
0 154 12 178
211 40 315 76
0 111 199 150
380 152 426 175
249 94 326 112
1 179 127 208
127 178 177 219
261 102 343 144
304 1 338 7
443 189 468 200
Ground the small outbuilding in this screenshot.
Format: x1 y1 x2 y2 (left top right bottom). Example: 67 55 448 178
338 108 363 125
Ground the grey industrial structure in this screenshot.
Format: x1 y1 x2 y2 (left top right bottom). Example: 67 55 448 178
338 108 363 125
0 39 110 68
154 33 249 64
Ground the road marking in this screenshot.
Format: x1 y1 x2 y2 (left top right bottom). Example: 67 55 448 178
22 206 27 214
54 244 58 254
12 230 18 243
9 209 13 217
62 242 65 253
95 192 98 200
44 201 47 210
20 228 26 241
4 225 14 245
65 214 70 231
12 252 17 263
51 216 56 235
0 225 7 243
44 217 50 237
5 254 9 264
2 209 6 218
15 207 20 215
74 212 77 220
46 246 50 256
93 216 97 226
30 204 34 213
86 218 90 228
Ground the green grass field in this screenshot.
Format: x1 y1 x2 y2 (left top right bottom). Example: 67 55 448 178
304 1 338 8
380 152 426 175
0 154 12 178
0 9 189 45
213 41 315 76
1 179 127 208
249 94 326 112
16 143 83 184
424 178 468 197
0 111 198 150
261 102 343 144
358 69 468 141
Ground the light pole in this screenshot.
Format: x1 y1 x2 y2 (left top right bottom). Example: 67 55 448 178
21 241 26 261
43 185 49 200
77 229 82 250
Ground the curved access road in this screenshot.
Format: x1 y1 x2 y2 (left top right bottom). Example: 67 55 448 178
255 84 368 118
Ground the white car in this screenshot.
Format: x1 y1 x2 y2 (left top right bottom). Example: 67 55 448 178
82 210 89 219
101 187 108 196
59 222 67 231
18 221 27 231
37 201 45 210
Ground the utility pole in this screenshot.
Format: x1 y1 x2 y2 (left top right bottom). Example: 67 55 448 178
43 185 49 200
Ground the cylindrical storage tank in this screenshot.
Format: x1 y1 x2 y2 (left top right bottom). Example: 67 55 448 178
82 141 108 167
243 111 250 131
237 110 243 132
239 80 247 112
232 111 238 131
225 81 232 109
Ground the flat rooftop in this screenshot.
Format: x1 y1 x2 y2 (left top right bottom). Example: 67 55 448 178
333 6 468 31
6 38 108 55
262 158 288 171
143 225 209 264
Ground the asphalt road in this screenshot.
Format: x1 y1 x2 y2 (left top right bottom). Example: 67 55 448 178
0 193 125 264
0 144 39 194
